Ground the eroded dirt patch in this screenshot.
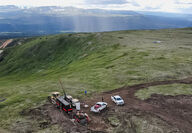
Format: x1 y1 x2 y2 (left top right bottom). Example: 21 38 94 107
20 104 91 133
144 94 192 133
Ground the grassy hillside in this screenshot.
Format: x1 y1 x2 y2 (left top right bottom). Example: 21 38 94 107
0 28 192 129
135 84 192 100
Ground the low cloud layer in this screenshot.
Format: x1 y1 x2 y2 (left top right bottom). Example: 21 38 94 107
0 0 191 13
85 0 128 5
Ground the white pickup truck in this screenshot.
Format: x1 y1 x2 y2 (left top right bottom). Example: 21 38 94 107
111 95 124 105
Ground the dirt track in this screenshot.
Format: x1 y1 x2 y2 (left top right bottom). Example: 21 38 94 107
0 39 13 49
82 77 192 132
21 77 192 133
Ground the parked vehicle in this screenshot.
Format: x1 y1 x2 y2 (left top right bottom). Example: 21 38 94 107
90 102 107 113
48 92 60 104
111 95 124 105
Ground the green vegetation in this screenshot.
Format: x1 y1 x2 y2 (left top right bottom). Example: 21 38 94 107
0 28 192 129
108 116 120 127
135 84 192 100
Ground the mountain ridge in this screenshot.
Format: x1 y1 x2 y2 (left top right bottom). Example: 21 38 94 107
0 6 192 38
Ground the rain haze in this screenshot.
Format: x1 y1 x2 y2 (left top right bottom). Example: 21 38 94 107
0 0 192 37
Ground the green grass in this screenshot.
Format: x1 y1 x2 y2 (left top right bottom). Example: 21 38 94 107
135 84 192 100
0 28 192 129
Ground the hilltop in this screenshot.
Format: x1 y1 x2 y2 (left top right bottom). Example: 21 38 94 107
0 28 192 132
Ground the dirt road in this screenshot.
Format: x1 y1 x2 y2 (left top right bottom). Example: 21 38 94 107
81 77 192 132
0 39 13 49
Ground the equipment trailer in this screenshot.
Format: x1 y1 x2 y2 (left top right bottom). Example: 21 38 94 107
56 96 73 113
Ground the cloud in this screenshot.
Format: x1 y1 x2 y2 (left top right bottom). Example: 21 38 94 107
0 0 191 14
131 1 140 7
144 6 161 10
175 0 192 4
0 0 84 7
85 0 128 5
130 0 192 13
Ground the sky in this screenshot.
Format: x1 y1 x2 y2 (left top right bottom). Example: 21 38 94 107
0 0 192 13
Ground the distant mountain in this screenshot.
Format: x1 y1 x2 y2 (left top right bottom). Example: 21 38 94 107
138 11 192 21
0 6 192 37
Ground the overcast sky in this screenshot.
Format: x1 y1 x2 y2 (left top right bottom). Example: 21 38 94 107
0 0 192 13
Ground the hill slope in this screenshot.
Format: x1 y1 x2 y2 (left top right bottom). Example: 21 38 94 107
0 28 192 132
